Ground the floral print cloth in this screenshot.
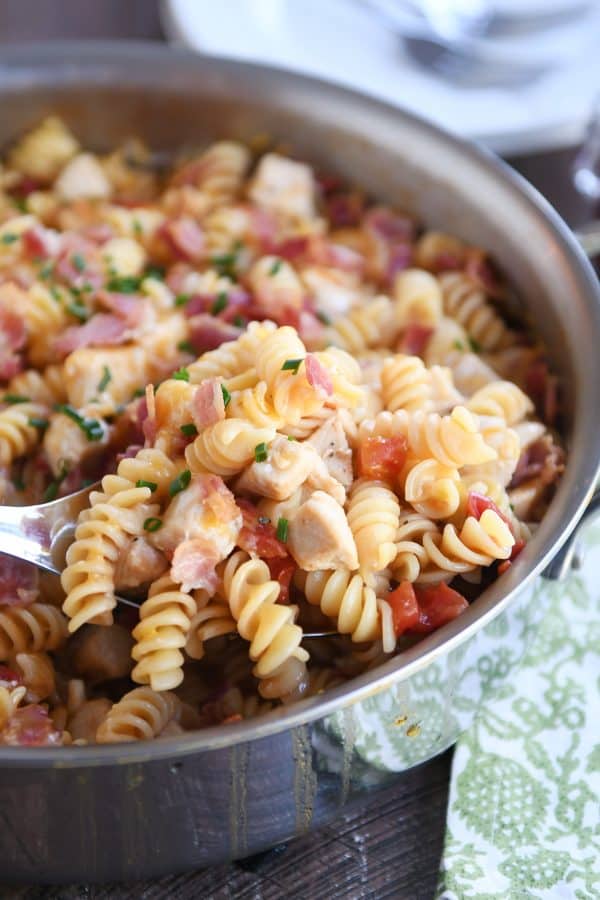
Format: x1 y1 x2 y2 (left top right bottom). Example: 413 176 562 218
437 524 600 899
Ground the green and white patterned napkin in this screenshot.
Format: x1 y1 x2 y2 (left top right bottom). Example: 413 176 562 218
437 524 600 900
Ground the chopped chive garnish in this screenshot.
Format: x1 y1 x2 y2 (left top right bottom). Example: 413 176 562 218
211 251 237 277
281 358 302 373
145 265 165 281
180 423 198 437
42 462 69 502
136 479 158 492
221 385 231 407
28 416 48 430
72 253 86 272
174 293 190 307
131 387 145 399
106 275 141 294
55 404 104 441
12 476 25 492
173 367 190 382
254 442 268 463
12 198 27 213
50 286 62 302
276 517 289 543
316 310 331 325
143 517 163 532
133 220 143 236
211 292 228 315
469 337 482 353
169 469 191 497
97 366 112 393
177 340 195 354
453 340 465 351
3 394 29 405
287 435 297 441
232 314 246 328
269 258 282 276
258 515 271 525
67 302 90 322
39 261 54 280
1 233 18 245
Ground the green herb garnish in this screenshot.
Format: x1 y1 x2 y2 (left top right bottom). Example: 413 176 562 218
276 517 289 543
143 517 163 533
136 480 158 492
281 358 302 373
55 404 104 441
42 462 69 502
3 394 29 405
232 315 246 328
1 233 18 245
177 340 195 354
174 293 190 308
469 337 482 353
173 367 190 382
254 442 268 463
106 275 142 294
71 253 86 272
169 469 191 497
28 417 48 430
97 366 112 393
269 258 282 276
67 302 90 322
453 340 465 351
180 423 198 437
211 292 228 316
221 385 231 408
316 310 332 325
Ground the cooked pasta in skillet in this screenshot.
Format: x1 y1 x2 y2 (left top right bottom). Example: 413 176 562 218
0 118 563 744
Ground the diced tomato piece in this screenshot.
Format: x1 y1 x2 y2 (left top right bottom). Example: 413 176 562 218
236 499 288 559
498 538 526 575
466 492 514 534
267 556 296 604
387 582 420 637
358 435 408 481
411 583 469 634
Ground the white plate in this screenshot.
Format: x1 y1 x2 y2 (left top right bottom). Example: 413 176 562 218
162 0 600 155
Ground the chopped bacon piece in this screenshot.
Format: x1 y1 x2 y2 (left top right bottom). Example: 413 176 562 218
0 665 23 688
387 582 420 637
464 251 502 297
466 492 514 534
188 314 242 354
431 252 464 273
0 704 62 746
271 235 309 261
142 384 156 447
185 287 250 323
399 324 434 357
305 354 333 396
364 207 414 242
116 443 144 464
267 556 296 604
55 236 104 290
81 223 114 245
171 540 220 594
192 378 225 431
525 361 559 425
22 225 61 260
96 291 146 327
357 435 408 481
236 499 288 559
325 191 365 228
165 262 193 294
411 583 469 634
296 308 324 347
52 313 129 357
386 243 413 282
509 436 565 490
160 218 205 261
0 557 38 607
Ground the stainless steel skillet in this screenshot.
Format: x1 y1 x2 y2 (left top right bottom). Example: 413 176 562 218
0 42 598 883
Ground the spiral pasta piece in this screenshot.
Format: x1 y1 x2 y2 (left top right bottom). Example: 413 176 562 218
226 381 284 429
0 603 68 659
173 141 250 209
324 295 395 353
393 268 443 327
419 508 515 582
392 509 440 582
13 651 56 702
0 685 26 730
346 478 400 577
131 575 197 691
185 418 276 478
188 320 276 384
221 551 308 699
96 687 181 743
466 381 533 426
62 449 174 632
405 406 497 468
185 590 236 660
23 283 70 367
403 458 462 520
300 569 381 644
439 272 515 352
381 354 432 412
254 326 324 424
4 365 66 405
0 401 48 466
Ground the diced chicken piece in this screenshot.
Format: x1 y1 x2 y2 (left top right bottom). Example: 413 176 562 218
236 435 345 504
43 411 109 477
152 474 242 592
8 117 79 182
288 490 358 571
451 353 498 395
101 237 146 277
55 153 113 201
249 153 316 221
69 624 134 683
69 698 113 743
301 266 362 319
429 365 465 413
63 345 150 409
114 537 168 591
307 413 353 487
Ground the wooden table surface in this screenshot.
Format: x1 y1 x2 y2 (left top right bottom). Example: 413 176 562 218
0 2 595 898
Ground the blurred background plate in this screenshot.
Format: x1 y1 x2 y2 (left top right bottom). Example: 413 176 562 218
162 0 600 155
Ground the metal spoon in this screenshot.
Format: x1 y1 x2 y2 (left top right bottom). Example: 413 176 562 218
0 486 336 636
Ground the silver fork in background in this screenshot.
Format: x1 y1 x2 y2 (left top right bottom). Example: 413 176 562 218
362 0 555 87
